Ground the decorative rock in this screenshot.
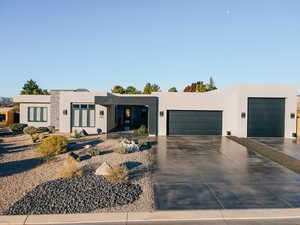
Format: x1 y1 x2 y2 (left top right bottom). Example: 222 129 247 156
6 175 142 215
120 139 139 153
95 162 112 176
80 129 88 136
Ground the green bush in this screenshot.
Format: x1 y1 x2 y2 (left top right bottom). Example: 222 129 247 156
86 147 101 157
36 135 68 160
105 165 129 184
113 145 128 154
137 125 147 136
9 123 27 132
23 126 38 136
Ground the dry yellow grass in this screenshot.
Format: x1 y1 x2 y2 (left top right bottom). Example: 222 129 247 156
59 155 84 178
105 164 129 184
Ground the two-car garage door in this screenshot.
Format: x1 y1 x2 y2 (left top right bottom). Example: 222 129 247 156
167 110 222 135
167 98 285 137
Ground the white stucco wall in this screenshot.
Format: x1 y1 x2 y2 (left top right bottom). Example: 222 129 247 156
58 91 108 134
19 103 51 127
154 84 297 138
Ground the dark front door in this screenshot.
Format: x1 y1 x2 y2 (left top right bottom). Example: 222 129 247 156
247 98 285 137
123 107 132 130
167 110 222 135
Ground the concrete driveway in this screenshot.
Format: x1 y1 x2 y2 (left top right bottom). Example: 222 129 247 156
152 136 300 210
253 138 300 160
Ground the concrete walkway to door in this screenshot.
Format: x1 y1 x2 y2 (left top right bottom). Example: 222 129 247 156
152 136 300 210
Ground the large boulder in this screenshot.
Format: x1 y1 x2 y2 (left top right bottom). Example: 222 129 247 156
95 162 112 176
120 139 139 153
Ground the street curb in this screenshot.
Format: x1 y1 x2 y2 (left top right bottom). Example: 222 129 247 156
2 209 300 224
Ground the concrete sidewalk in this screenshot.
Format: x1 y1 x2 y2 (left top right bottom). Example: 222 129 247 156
2 209 300 225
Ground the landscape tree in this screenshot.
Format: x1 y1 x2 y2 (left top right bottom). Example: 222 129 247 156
20 79 48 95
143 83 161 94
168 87 178 92
125 86 141 94
111 85 125 94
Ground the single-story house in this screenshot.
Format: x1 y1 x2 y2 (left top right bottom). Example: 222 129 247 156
0 107 18 126
13 84 298 138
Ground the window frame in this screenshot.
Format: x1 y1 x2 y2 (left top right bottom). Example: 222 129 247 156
28 107 48 122
71 104 95 128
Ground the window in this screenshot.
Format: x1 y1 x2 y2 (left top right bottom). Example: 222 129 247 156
28 107 48 122
72 104 95 127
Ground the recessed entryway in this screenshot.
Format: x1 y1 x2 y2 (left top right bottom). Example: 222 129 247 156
167 110 222 136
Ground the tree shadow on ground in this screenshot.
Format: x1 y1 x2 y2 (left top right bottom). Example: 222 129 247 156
0 157 43 177
121 161 152 181
0 142 32 158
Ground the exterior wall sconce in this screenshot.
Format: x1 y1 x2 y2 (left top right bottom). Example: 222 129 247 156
291 113 295 119
63 110 68 115
160 111 164 117
227 131 231 136
99 110 104 116
241 112 246 118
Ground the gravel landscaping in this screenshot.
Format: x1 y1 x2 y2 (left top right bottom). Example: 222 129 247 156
6 174 142 215
0 131 155 214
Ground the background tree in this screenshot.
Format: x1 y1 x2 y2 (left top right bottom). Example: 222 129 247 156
183 78 217 92
168 87 178 92
20 79 48 95
125 86 141 94
196 81 206 92
143 83 161 94
111 85 125 94
206 77 217 91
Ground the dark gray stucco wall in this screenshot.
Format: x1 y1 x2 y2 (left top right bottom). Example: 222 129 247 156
95 95 158 135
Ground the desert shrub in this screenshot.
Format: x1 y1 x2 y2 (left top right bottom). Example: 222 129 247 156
137 125 147 136
31 133 49 143
36 127 49 133
138 139 148 148
31 134 39 143
9 123 27 132
23 126 38 136
36 135 68 160
105 164 129 184
71 130 81 139
59 156 84 178
86 147 101 157
113 145 128 154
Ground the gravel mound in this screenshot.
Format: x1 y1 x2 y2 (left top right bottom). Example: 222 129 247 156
6 174 142 215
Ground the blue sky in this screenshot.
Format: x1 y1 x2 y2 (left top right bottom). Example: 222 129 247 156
0 0 300 96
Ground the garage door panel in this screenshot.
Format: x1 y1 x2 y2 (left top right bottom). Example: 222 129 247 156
247 98 285 137
167 110 222 136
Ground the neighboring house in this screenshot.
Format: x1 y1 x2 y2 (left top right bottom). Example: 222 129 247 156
13 84 298 138
0 107 18 126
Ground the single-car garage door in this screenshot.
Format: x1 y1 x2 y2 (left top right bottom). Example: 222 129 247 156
247 98 285 137
167 110 222 135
